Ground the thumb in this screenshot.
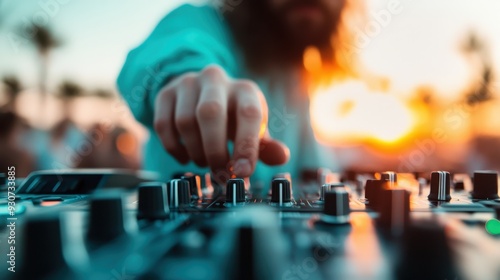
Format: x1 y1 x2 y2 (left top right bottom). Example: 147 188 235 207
258 135 290 165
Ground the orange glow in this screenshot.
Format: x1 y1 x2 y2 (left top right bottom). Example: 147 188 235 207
40 201 62 207
346 213 386 276
309 80 417 146
259 121 267 139
303 46 322 73
116 132 137 156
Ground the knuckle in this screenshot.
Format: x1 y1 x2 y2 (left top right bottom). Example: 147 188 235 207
196 101 225 120
155 89 171 108
201 65 225 80
175 114 197 131
234 80 260 93
239 104 262 120
177 73 197 88
157 82 173 95
153 118 169 135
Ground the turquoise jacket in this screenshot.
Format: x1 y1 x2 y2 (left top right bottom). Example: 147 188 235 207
117 4 338 187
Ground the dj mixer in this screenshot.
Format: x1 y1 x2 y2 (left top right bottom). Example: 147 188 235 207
1 168 499 280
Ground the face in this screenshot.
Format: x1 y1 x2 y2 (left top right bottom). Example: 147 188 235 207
269 0 345 46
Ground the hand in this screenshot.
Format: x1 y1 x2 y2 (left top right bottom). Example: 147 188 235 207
154 65 290 178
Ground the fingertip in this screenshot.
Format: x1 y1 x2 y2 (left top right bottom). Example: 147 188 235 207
233 158 253 177
259 139 290 165
281 143 291 161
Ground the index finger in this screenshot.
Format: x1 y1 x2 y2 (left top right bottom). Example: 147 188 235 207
230 81 267 177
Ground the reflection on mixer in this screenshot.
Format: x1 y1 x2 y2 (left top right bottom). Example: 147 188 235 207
0 169 499 279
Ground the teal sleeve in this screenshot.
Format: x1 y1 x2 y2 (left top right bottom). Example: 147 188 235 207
116 4 238 127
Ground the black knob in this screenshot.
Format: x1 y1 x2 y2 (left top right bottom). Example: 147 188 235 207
215 207 289 280
20 214 71 278
341 170 357 182
472 171 499 199
171 172 186 179
322 188 350 224
453 180 465 191
320 183 345 201
396 220 457 280
270 178 292 205
226 178 245 204
378 189 410 236
167 179 191 208
137 182 170 220
494 205 500 219
365 179 387 211
181 173 202 199
428 171 451 202
381 171 397 187
270 173 292 197
273 172 292 182
87 191 126 245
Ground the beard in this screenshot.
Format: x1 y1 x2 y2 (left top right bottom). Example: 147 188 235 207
272 0 341 49
224 0 345 74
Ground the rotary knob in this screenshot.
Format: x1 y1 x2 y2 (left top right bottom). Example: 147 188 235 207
273 172 292 182
378 189 410 236
364 179 387 211
472 171 499 200
492 205 500 219
214 207 289 280
19 214 71 278
320 183 345 201
137 182 170 220
87 191 126 246
167 179 191 208
181 173 202 199
428 171 451 202
226 178 246 205
453 180 465 191
270 172 293 196
321 188 350 224
381 171 397 187
396 220 457 280
270 178 292 206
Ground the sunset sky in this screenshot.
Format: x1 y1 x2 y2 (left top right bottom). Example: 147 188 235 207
0 0 499 99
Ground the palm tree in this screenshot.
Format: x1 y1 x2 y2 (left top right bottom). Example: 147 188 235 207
460 31 497 151
25 23 61 125
461 31 495 106
50 80 83 143
93 89 115 99
1 75 23 112
58 80 83 120
59 80 83 98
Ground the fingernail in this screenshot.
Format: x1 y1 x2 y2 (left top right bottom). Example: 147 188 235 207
233 158 251 176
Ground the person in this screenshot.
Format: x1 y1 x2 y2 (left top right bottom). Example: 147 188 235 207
117 0 355 184
0 112 36 177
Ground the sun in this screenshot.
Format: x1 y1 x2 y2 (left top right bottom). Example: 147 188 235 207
309 80 416 146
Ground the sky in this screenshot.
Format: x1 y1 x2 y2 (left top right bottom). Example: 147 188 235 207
0 0 190 129
1 0 500 120
359 0 500 100
0 0 187 91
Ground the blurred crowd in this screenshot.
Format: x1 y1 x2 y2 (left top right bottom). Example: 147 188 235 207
0 77 141 178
